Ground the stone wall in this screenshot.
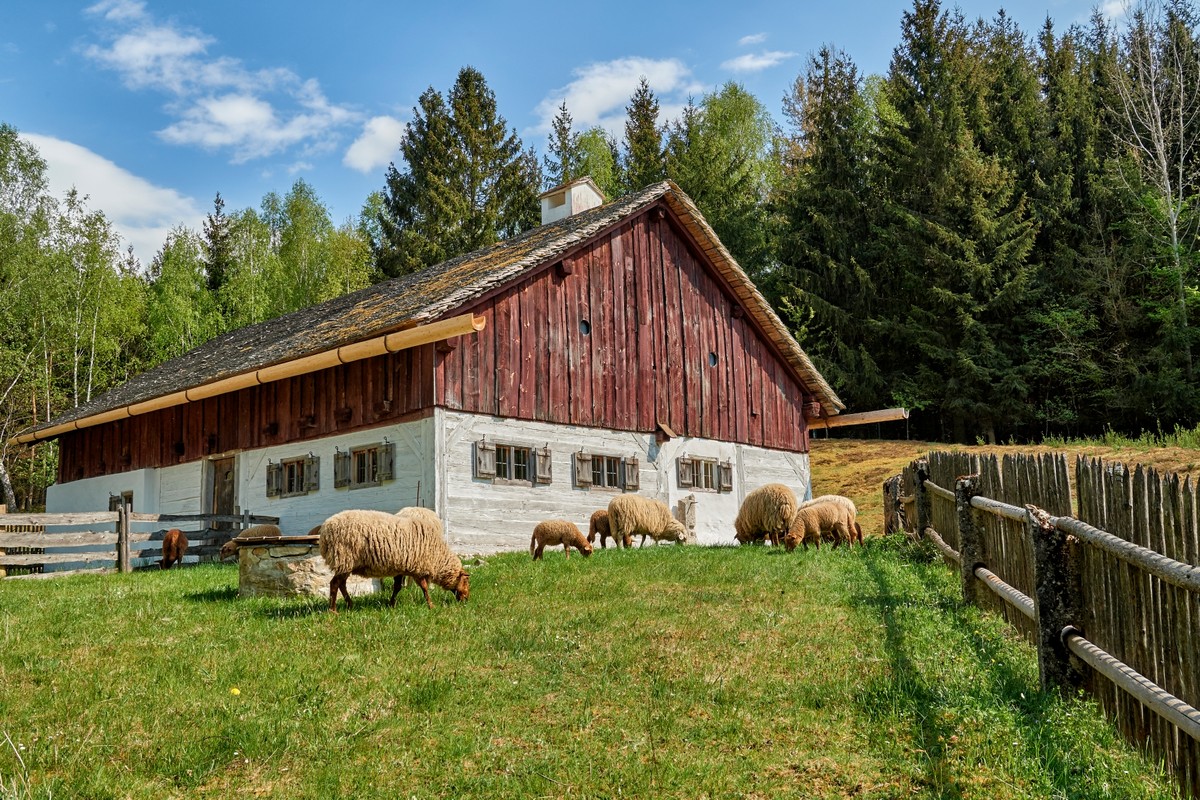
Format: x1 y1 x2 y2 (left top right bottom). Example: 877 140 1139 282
237 541 380 599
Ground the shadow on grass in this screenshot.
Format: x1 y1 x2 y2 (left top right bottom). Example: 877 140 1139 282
853 543 1163 797
183 585 238 603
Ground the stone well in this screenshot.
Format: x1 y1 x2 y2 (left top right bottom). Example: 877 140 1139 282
232 536 380 599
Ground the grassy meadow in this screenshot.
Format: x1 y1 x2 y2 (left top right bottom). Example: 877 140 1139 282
1 437 1193 798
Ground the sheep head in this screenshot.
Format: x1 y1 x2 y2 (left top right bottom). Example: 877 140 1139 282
453 571 470 602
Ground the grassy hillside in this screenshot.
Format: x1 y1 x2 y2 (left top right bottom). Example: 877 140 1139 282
0 496 1181 798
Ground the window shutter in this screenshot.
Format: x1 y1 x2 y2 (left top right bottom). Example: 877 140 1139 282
304 455 321 492
377 441 395 482
622 456 640 491
474 440 496 479
266 462 282 498
535 447 553 485
334 450 351 488
677 457 695 488
574 452 592 488
718 460 733 493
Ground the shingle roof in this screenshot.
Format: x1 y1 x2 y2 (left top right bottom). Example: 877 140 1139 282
21 182 842 440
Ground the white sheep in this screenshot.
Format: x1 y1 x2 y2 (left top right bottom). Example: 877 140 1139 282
734 483 799 546
607 494 694 548
218 523 283 561
799 494 863 546
783 500 857 552
531 520 593 560
319 509 469 611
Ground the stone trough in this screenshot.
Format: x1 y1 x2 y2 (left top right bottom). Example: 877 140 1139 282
230 535 380 599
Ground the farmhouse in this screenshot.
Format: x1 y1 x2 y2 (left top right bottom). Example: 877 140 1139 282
15 179 844 551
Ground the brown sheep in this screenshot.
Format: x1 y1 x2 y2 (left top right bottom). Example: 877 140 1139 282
531 520 593 560
799 495 863 546
783 500 856 552
587 509 613 549
160 528 188 569
218 523 283 561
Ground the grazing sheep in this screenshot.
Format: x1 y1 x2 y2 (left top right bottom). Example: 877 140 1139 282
160 528 188 569
800 494 863 546
783 500 857 552
531 520 593 560
391 507 444 590
319 509 469 611
607 494 694 549
734 483 799 546
218 523 283 561
587 509 613 549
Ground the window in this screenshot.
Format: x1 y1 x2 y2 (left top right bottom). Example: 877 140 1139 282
475 440 552 485
677 457 733 493
108 491 133 512
574 452 639 491
334 441 395 490
267 455 320 498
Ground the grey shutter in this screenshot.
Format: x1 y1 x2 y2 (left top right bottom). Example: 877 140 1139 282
334 450 351 488
474 440 496 479
377 441 395 482
718 460 733 492
574 452 592 487
535 447 553 485
622 456 640 491
304 455 321 493
266 462 282 497
677 457 695 488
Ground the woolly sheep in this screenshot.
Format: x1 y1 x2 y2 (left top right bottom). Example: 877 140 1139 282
607 494 694 549
319 509 469 611
734 483 799 546
799 494 863 546
391 507 444 590
218 523 283 561
531 520 593 560
160 528 188 569
587 509 613 549
783 500 857 552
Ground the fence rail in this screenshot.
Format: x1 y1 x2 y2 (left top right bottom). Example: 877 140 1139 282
0 508 279 579
898 451 1200 798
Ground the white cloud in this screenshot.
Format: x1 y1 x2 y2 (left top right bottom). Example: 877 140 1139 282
738 33 767 46
23 133 203 266
721 50 797 73
1100 0 1127 21
533 57 704 137
81 4 360 163
344 116 406 173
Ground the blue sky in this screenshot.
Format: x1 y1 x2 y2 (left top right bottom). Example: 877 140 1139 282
2 0 1115 266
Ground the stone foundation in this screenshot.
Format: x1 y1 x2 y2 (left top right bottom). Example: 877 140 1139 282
236 539 379 599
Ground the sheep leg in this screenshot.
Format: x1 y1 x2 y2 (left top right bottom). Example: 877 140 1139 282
417 577 434 609
389 575 405 607
329 574 350 612
533 542 545 560
563 543 570 559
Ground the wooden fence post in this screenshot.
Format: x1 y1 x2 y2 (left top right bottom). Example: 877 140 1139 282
117 504 130 573
914 459 931 540
0 503 6 578
956 475 983 606
1028 504 1085 695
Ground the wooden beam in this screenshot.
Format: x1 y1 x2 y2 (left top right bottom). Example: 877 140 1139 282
806 407 910 430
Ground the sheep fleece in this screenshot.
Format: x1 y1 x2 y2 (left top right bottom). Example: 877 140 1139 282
734 483 798 544
607 494 690 547
319 509 462 586
531 520 592 559
799 494 862 545
785 501 856 551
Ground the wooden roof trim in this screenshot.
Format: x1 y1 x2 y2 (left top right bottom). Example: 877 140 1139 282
10 312 485 446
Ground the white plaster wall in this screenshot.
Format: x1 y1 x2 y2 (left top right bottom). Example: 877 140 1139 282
47 467 162 515
436 409 811 553
242 417 436 536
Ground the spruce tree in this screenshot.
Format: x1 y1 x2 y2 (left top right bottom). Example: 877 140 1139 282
376 67 541 279
544 102 576 187
202 192 233 297
623 77 664 191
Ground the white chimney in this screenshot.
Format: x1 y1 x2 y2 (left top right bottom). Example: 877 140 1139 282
538 176 606 225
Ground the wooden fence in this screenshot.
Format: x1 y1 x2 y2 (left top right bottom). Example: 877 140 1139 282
897 451 1200 798
0 508 280 579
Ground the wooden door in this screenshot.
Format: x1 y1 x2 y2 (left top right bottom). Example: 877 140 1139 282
210 457 236 530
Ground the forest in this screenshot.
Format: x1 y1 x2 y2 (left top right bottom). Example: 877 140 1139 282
1 0 1198 510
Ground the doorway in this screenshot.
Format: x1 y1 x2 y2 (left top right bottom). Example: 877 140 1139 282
209 457 237 530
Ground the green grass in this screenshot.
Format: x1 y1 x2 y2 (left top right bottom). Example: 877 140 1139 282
0 540 1177 799
1042 422 1200 451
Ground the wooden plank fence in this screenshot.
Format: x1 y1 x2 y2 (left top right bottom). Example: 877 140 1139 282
0 508 279 579
897 451 1200 798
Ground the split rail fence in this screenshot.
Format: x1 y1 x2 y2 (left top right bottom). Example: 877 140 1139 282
0 506 279 579
891 451 1199 797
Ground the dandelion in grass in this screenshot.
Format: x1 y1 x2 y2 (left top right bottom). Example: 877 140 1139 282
230 687 241 696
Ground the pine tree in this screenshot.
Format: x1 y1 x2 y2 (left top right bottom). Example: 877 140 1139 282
376 67 541 278
544 102 576 187
202 192 233 297
623 77 664 191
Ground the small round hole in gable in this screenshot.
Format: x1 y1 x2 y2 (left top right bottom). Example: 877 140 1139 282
580 319 592 335
708 352 718 367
